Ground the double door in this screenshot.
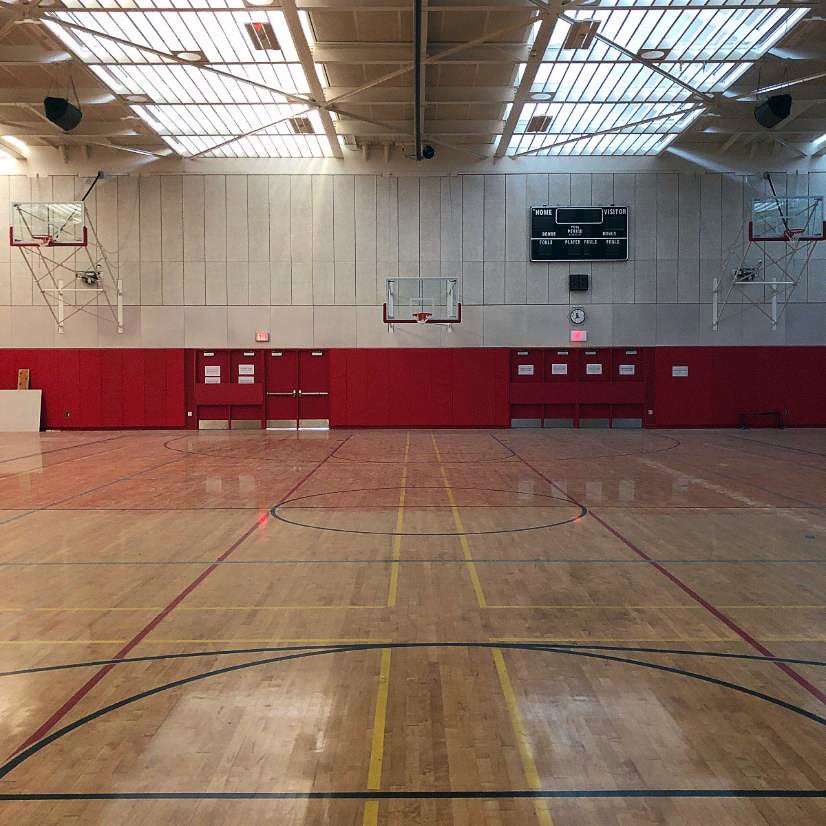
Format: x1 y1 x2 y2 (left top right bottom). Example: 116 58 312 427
266 350 330 430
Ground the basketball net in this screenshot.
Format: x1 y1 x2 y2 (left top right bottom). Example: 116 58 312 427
413 311 432 324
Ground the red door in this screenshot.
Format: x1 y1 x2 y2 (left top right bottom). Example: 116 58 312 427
266 350 298 429
196 349 230 428
298 350 330 429
230 350 264 428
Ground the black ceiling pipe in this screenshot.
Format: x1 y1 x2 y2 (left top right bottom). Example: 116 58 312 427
414 0 423 160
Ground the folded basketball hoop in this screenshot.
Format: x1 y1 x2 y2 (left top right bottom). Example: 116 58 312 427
413 311 432 324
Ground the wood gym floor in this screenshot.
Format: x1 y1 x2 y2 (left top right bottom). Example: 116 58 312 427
0 428 823 825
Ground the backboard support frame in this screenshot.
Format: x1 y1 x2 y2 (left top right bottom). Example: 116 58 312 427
10 201 123 335
713 193 823 332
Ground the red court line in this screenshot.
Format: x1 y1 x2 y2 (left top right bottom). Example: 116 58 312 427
9 435 351 758
490 434 826 708
0 434 127 465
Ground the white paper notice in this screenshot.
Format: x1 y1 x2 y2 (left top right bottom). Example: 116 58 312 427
586 363 603 375
204 376 220 384
204 365 221 378
238 364 255 376
672 365 689 377
238 376 255 384
618 364 635 376
551 363 568 375
517 364 535 376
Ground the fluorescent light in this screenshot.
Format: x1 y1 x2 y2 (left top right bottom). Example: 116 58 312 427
2 135 28 154
812 132 826 149
0 149 13 160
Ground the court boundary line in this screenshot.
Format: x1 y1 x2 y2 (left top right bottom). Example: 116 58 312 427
489 433 826 708
1 642 824 784
6 435 353 759
0 788 821 801
0 434 128 466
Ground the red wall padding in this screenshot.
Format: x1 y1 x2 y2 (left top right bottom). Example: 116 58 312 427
652 347 826 427
0 349 185 428
329 348 510 427
1 346 824 429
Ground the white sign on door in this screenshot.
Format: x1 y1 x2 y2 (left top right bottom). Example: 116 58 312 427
551 363 568 375
238 364 255 376
672 365 689 377
517 364 535 376
586 363 603 375
618 364 635 376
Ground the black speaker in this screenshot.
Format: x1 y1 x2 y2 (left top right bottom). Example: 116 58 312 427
43 96 83 131
569 273 589 292
753 95 792 129
422 144 435 159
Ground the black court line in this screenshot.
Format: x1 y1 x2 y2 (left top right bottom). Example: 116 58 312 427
0 789 822 801
272 486 587 535
0 558 822 567
726 433 826 460
162 435 349 461
709 437 826 477
0 643 823 782
498 432 682 462
1 641 824 680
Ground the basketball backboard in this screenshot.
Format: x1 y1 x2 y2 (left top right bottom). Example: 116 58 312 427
10 202 87 247
383 277 461 324
749 196 825 242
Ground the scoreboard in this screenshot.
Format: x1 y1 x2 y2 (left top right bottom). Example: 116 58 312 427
530 206 628 262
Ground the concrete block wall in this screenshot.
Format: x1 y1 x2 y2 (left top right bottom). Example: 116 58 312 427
0 171 824 348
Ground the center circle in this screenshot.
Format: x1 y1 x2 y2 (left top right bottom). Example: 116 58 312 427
272 486 587 535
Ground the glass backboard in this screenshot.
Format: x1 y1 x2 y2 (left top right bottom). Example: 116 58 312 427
384 277 460 324
10 202 87 246
750 196 825 241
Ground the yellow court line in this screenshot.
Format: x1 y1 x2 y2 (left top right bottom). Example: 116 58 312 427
0 605 388 613
492 649 554 826
387 432 410 608
363 647 392 826
431 434 487 608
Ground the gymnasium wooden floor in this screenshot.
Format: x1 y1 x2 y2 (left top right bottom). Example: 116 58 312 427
0 428 823 825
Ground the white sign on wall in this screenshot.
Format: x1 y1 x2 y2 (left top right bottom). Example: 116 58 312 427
618 364 635 376
551 363 568 375
672 365 689 377
238 364 255 376
518 364 535 376
586 363 603 375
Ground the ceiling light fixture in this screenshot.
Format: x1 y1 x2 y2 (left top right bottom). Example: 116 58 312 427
639 48 668 61
530 92 555 102
175 51 205 62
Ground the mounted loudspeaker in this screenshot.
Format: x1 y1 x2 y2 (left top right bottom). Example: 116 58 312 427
43 96 83 132
753 94 792 129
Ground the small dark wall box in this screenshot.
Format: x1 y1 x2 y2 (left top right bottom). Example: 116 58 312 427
569 273 589 291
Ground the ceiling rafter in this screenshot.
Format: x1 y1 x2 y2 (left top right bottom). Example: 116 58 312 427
280 0 343 158
495 0 560 158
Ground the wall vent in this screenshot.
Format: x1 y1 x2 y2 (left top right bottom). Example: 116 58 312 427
562 20 599 50
289 116 315 135
527 114 552 133
245 21 280 51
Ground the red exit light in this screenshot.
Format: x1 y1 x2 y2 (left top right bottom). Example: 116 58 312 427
570 329 587 342
255 331 270 342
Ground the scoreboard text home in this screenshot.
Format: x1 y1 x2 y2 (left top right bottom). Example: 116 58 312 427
530 206 629 262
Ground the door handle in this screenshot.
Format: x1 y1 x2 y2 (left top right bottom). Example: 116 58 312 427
298 391 328 396
267 390 297 396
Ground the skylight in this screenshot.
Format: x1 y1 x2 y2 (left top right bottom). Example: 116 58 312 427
506 0 809 157
45 1 334 158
